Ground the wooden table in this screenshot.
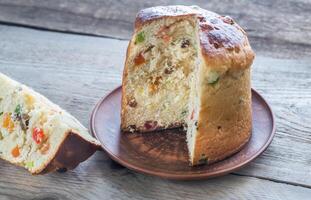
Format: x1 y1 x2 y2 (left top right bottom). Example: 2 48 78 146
0 1 310 199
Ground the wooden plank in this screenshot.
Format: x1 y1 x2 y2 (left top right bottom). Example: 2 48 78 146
0 0 310 59
237 57 311 186
0 156 310 200
0 24 311 198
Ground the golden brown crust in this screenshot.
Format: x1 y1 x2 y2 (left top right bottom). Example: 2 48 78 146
135 5 254 70
2 132 101 174
191 68 252 165
120 36 134 130
37 132 101 174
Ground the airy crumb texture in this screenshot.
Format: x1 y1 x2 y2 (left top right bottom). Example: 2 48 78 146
122 17 198 132
0 73 100 174
121 5 254 166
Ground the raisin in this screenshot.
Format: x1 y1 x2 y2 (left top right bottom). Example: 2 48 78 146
20 113 30 131
144 45 155 53
154 76 162 84
198 16 206 22
164 67 174 74
25 119 29 127
200 24 214 31
195 121 199 130
218 126 222 130
181 39 190 48
20 121 27 131
128 97 137 108
144 121 158 130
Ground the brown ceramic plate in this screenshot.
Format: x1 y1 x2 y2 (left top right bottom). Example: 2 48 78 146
90 86 275 180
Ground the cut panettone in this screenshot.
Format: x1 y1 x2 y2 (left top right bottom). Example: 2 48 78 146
0 73 101 174
121 5 255 166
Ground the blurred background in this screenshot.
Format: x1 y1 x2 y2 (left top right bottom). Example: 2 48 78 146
0 0 309 59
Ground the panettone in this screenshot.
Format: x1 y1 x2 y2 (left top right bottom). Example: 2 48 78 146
121 5 255 165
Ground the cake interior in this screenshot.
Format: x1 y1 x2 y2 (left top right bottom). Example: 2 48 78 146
122 16 206 161
0 84 57 172
0 76 96 173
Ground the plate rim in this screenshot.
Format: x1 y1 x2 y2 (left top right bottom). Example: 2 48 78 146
90 86 276 180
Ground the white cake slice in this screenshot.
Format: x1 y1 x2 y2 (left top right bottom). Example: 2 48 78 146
0 73 100 174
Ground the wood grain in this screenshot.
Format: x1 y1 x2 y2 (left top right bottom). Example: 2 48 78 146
0 24 310 199
1 156 311 200
0 0 310 59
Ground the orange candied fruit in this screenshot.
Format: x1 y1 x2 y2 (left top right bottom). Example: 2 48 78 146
134 52 145 66
11 146 20 157
32 127 45 144
2 113 15 133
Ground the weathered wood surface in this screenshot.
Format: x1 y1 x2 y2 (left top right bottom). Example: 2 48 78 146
0 24 310 199
0 0 310 59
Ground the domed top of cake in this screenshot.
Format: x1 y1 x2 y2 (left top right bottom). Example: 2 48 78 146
135 5 254 69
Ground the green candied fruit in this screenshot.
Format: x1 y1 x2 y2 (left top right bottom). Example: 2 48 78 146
135 31 145 44
180 109 188 117
198 157 208 165
207 71 219 85
198 154 208 165
14 104 22 116
25 161 34 168
0 111 3 116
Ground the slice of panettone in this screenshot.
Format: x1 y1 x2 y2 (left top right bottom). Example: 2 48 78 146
0 73 101 174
